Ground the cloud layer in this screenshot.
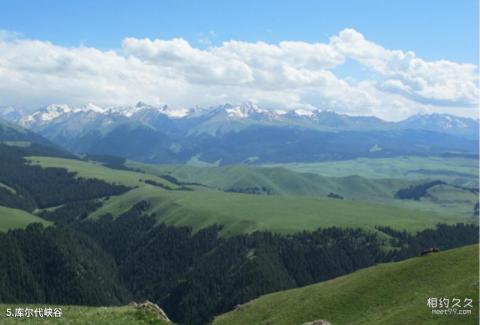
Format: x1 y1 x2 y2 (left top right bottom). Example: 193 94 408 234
0 28 478 120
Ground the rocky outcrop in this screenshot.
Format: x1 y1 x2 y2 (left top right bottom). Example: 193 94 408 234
130 300 171 322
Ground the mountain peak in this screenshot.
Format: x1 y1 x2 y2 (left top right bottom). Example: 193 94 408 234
83 103 105 113
135 101 149 108
223 101 275 119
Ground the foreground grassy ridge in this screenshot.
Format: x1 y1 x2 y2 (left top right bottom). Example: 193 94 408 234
214 245 479 325
27 156 178 189
90 186 459 236
268 156 479 187
0 305 171 324
0 206 51 232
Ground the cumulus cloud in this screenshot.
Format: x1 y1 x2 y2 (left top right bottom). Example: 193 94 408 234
0 28 477 120
331 29 479 108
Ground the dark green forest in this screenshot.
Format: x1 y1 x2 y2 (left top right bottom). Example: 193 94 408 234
2 200 475 325
394 180 445 200
0 223 130 305
0 144 130 210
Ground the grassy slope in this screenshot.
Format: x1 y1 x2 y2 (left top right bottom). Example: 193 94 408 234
126 161 411 200
128 161 478 219
0 305 171 324
377 183 478 220
0 206 50 232
422 184 478 217
214 245 479 325
91 187 459 236
267 156 479 187
27 156 178 189
27 156 471 236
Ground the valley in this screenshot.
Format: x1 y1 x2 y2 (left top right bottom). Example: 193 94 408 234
0 108 478 324
1 4 479 324
24 155 474 236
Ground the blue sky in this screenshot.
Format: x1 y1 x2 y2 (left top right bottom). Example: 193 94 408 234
0 1 478 119
1 0 478 63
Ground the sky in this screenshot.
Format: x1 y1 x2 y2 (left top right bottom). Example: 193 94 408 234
0 0 478 120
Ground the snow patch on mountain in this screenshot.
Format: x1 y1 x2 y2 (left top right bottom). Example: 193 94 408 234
19 104 81 126
224 102 269 119
293 109 315 117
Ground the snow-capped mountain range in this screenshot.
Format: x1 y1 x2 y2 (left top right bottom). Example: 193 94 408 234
4 101 477 136
3 101 473 123
12 101 326 128
0 101 477 165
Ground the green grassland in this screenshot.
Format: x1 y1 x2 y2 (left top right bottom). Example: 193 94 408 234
214 244 479 325
266 156 479 187
22 156 475 236
0 156 176 232
126 161 414 200
128 160 478 219
0 206 51 232
90 186 461 236
377 183 478 220
423 184 478 215
27 156 178 189
0 305 171 324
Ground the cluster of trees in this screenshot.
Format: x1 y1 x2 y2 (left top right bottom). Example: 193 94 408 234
142 179 175 190
377 224 478 260
0 186 35 211
84 154 130 170
0 144 130 210
327 192 344 199
394 180 446 200
39 200 102 225
143 179 193 191
0 223 130 305
225 186 273 195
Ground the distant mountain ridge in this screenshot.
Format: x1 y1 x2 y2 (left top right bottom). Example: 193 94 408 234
0 117 52 146
4 102 477 135
1 103 478 164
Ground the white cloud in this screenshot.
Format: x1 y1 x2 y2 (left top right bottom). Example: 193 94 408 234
0 28 478 120
330 29 479 108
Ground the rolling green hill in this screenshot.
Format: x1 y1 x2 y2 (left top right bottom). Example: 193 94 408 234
26 156 472 236
0 206 50 232
89 186 459 236
213 244 479 325
267 156 479 188
27 156 178 189
126 161 413 200
128 160 478 219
